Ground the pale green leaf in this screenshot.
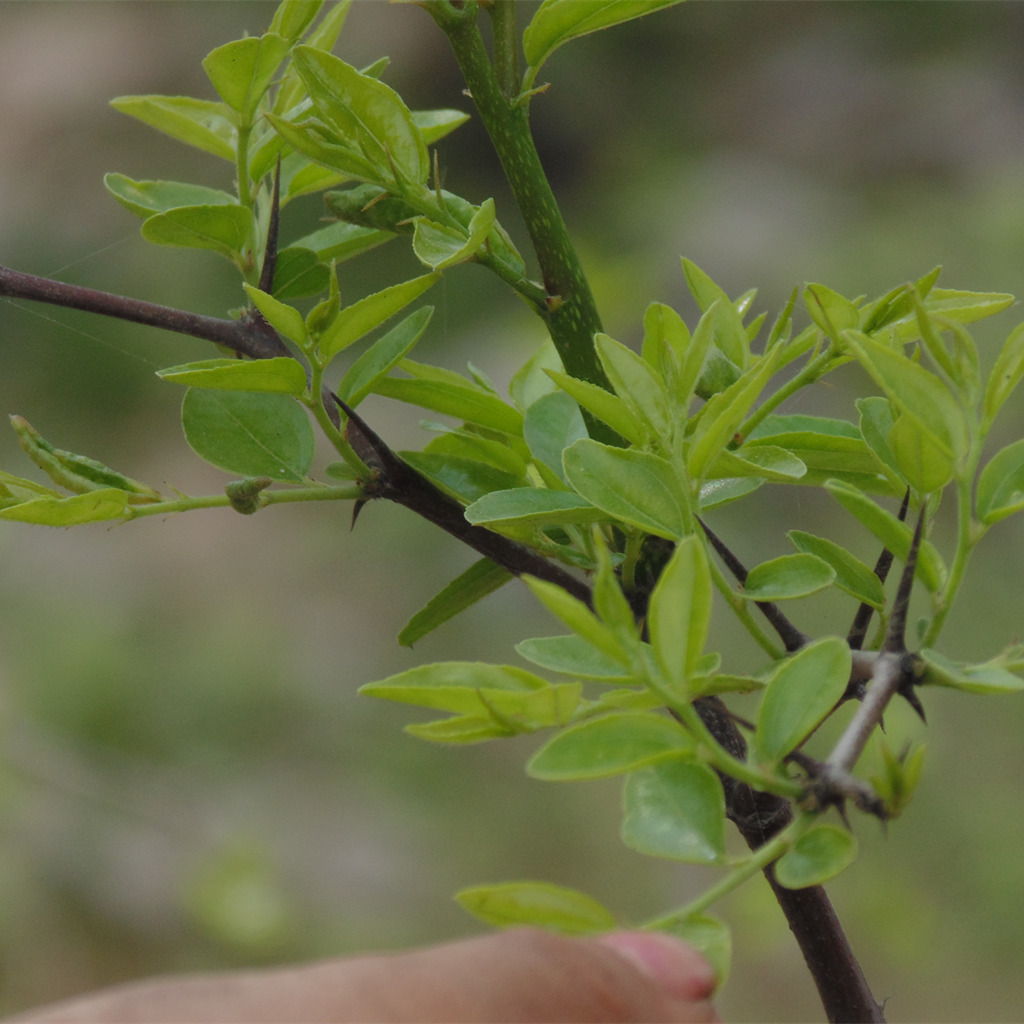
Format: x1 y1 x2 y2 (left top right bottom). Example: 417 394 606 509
157 357 307 396
774 825 858 888
141 204 253 261
456 881 616 934
648 536 711 689
465 488 604 528
109 94 235 160
743 553 835 601
787 530 885 609
242 284 309 346
103 173 236 218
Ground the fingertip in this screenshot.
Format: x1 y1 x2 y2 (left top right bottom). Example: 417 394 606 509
596 931 718 1004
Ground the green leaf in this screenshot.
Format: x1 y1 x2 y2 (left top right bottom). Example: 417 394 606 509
621 761 726 863
157 357 307 396
804 282 860 337
977 438 1024 524
595 333 672 444
546 370 646 446
524 576 630 667
753 637 851 766
360 662 550 714
888 413 954 495
522 0 684 84
290 220 393 264
743 553 835 601
203 33 290 120
456 881 616 935
242 284 309 347
0 488 130 526
272 246 331 299
681 260 748 367
527 711 693 780
686 347 783 481
318 273 439 361
400 452 520 505
291 46 428 186
465 488 603 528
787 531 885 609
824 479 946 592
181 389 314 481
856 396 903 484
697 477 763 511
412 108 471 145
266 112 377 180
103 173 236 218
515 635 632 681
270 0 327 42
842 330 968 461
523 391 588 482
983 322 1024 430
373 377 522 435
563 440 687 539
705 445 807 483
336 306 433 407
647 536 711 690
141 204 253 262
774 825 858 888
917 648 1024 695
109 94 235 159
412 198 496 270
398 559 512 647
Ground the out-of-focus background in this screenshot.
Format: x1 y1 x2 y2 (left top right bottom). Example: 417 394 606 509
2 3 1024 1020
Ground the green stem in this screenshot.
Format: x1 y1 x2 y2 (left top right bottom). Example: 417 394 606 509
128 484 362 519
427 4 618 444
642 815 813 928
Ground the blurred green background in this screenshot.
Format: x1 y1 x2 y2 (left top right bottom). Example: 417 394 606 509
2 3 1024 1020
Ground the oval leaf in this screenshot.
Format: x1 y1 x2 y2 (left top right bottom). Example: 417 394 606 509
743 553 835 601
563 439 687 540
181 389 314 481
622 761 726 864
158 357 307 396
141 204 253 260
465 488 603 528
787 530 885 609
527 711 692 781
977 437 1024 525
753 637 851 766
456 881 616 935
774 825 858 889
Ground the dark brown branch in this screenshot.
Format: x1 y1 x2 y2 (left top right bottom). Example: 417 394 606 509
334 395 594 604
0 264 290 361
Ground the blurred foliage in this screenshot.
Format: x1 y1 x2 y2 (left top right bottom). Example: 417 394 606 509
2 3 1024 1021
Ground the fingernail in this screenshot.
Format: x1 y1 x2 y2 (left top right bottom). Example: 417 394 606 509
597 931 717 1002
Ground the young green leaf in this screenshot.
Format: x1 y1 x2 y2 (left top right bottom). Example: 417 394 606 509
242 284 309 347
977 437 1024 524
397 559 513 647
546 370 646 446
412 198 496 270
774 825 858 889
0 488 131 526
109 95 236 160
141 204 254 263
336 306 433 406
842 330 968 462
272 247 331 299
983 322 1024 431
157 357 308 396
705 445 807 483
563 440 688 540
318 273 439 361
291 46 428 186
181 389 314 481
522 0 684 88
743 553 835 601
522 391 588 482
595 333 672 445
465 489 604 528
647 536 712 690
401 453 521 505
681 259 748 367
787 530 885 609
455 881 617 935
103 174 237 218
412 108 471 146
372 378 523 435
202 33 290 121
824 479 946 592
888 413 954 495
621 760 726 864
804 282 860 337
917 648 1024 695
527 711 693 780
753 637 851 766
524 576 630 667
515 635 633 682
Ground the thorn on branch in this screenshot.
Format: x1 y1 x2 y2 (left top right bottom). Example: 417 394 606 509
256 158 282 295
